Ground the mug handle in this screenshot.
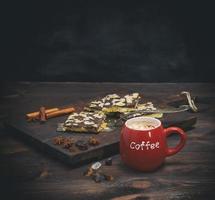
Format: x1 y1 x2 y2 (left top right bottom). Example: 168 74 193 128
164 127 187 157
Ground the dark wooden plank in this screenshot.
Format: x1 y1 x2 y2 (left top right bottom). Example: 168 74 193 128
1 83 215 200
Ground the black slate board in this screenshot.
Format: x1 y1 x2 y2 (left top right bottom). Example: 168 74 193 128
5 95 197 167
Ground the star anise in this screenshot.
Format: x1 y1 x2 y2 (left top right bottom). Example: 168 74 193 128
52 136 64 145
63 137 75 149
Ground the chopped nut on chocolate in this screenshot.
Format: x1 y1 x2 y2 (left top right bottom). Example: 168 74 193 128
105 157 112 166
75 140 88 151
52 136 65 145
88 136 100 146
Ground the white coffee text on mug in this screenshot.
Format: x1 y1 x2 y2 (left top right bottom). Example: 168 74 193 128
130 141 159 150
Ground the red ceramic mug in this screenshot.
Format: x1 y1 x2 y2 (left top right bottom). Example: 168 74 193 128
120 116 187 171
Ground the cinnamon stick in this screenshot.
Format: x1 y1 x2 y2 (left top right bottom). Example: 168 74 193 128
26 108 59 120
39 106 47 123
46 107 75 119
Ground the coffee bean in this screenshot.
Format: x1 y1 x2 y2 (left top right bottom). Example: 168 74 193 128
105 157 112 166
88 136 100 146
104 174 114 181
92 173 105 183
83 167 94 177
75 140 88 151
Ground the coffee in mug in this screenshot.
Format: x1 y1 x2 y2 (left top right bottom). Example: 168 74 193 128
127 120 156 130
120 116 187 171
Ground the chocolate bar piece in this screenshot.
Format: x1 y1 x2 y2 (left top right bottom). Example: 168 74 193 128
84 93 140 112
63 111 107 133
102 102 157 115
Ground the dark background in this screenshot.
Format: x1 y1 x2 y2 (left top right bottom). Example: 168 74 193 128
2 0 215 82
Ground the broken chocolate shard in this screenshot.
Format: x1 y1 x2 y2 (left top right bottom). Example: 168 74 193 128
63 111 106 133
85 93 140 112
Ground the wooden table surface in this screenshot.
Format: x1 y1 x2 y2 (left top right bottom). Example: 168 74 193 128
0 82 215 200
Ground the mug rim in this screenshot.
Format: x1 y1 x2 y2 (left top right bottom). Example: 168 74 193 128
125 116 161 131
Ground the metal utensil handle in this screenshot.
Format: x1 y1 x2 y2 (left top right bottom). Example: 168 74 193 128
181 91 198 112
